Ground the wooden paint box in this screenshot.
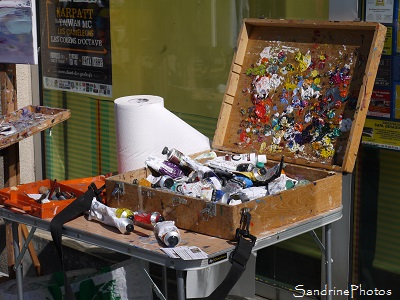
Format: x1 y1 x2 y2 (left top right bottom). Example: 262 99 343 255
106 19 386 240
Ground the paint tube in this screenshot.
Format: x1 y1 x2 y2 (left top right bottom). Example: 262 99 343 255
145 155 185 179
162 147 204 172
134 210 165 228
179 176 222 201
88 199 134 234
205 153 258 172
115 207 135 220
231 186 269 202
154 220 181 247
151 175 175 190
230 175 254 188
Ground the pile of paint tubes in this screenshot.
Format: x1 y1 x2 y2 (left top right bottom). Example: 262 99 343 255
142 147 309 205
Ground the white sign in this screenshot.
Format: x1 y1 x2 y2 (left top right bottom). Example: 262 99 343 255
365 0 394 23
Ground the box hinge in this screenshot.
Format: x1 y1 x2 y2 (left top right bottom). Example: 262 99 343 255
141 189 155 198
111 182 125 199
172 197 187 206
201 202 217 220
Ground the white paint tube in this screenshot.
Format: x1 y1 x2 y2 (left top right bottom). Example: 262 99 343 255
154 221 181 247
88 198 134 234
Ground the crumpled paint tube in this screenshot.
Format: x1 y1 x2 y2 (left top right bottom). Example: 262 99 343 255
154 220 181 247
88 198 134 234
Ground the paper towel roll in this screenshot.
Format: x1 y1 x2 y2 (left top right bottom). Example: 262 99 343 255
115 95 211 173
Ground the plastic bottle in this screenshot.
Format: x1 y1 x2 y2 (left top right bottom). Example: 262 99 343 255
154 220 181 247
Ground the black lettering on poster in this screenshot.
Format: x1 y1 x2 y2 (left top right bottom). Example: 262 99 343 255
40 0 112 97
374 58 391 87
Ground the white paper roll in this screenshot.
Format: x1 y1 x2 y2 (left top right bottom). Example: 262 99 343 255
115 95 211 173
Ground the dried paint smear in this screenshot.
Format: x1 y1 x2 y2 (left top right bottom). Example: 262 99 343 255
235 40 360 165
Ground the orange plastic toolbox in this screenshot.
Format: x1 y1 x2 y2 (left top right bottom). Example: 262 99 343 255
0 176 106 219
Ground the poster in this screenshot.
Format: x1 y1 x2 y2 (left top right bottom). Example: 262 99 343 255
365 0 394 23
398 5 400 53
375 57 391 86
40 0 112 97
367 90 391 118
382 26 393 55
362 118 400 150
392 56 400 81
0 0 37 64
395 85 400 119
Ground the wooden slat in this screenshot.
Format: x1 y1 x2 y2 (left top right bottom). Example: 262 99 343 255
5 223 16 279
0 65 17 113
243 18 384 31
1 64 19 280
342 23 387 173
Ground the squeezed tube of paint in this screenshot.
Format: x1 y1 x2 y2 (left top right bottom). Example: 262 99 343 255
162 147 200 171
145 155 184 179
88 199 134 234
115 207 135 220
151 175 175 190
134 210 165 227
154 220 181 247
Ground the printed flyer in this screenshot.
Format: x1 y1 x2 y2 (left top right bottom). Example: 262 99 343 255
362 118 400 150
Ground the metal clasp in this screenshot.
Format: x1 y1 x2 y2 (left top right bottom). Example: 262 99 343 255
111 182 124 200
141 189 155 198
172 197 187 206
201 202 217 220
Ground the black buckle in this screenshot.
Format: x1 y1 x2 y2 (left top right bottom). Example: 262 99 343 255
234 208 256 245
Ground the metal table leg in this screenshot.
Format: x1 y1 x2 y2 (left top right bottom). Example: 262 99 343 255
325 224 332 300
12 222 23 300
176 270 185 300
162 266 168 299
311 223 333 300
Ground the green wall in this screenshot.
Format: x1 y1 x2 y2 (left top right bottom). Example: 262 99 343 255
42 0 329 179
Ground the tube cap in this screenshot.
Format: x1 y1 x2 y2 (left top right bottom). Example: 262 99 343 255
164 231 180 247
126 223 134 232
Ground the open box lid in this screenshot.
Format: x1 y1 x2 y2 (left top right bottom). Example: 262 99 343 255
212 19 386 173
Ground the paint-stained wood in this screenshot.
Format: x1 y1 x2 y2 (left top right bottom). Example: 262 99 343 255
106 19 386 240
213 19 386 173
106 163 341 240
0 105 71 150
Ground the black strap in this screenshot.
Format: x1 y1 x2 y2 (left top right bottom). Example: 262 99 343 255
49 183 105 300
50 183 254 300
205 208 256 300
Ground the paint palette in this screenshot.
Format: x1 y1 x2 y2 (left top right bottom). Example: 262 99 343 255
0 105 70 150
213 19 386 174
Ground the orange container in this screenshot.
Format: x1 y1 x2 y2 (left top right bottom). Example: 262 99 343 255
0 176 106 219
